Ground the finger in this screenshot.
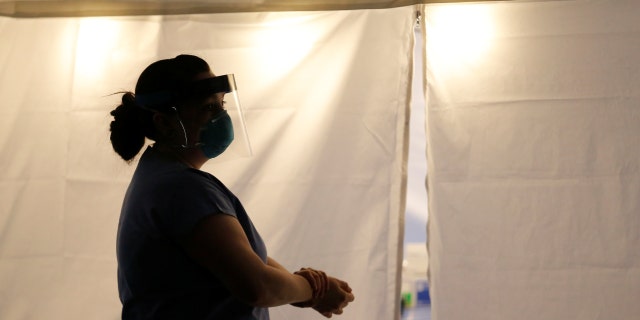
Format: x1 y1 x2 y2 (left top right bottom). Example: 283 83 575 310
336 279 351 291
345 292 355 302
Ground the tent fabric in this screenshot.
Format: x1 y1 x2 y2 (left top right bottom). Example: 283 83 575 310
0 0 495 18
424 1 640 319
0 6 415 319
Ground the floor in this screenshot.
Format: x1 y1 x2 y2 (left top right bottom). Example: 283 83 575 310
401 304 431 320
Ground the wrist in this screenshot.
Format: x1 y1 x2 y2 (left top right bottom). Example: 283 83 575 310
291 268 324 308
290 277 316 308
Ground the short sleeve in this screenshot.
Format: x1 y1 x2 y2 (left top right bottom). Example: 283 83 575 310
161 169 236 238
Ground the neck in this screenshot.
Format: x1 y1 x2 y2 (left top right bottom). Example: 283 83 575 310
152 142 207 169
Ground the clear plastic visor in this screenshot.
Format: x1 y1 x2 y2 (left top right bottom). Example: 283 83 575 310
206 74 252 162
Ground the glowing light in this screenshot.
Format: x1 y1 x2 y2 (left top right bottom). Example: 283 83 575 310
426 4 494 64
256 17 318 78
75 18 121 80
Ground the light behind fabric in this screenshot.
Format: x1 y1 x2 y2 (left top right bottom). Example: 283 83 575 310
0 7 415 319
424 1 640 319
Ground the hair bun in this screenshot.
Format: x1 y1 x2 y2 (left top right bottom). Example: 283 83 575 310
109 92 146 162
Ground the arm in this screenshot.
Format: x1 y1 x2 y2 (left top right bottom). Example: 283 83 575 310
267 257 288 271
267 257 329 298
180 213 313 307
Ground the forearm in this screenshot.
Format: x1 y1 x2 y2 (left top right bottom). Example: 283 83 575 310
252 263 313 307
183 215 313 308
267 256 287 271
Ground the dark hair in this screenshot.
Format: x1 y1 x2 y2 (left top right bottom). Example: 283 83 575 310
109 54 211 161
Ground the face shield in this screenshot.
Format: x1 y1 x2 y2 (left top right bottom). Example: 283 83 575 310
190 74 252 161
135 73 252 162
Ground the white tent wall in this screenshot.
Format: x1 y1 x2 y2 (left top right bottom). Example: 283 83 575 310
0 6 415 320
424 1 640 320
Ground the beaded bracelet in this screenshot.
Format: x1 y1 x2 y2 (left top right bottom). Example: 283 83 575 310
291 267 327 308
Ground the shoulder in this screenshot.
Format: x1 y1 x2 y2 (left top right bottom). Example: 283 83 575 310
137 149 223 195
147 169 238 238
173 168 228 197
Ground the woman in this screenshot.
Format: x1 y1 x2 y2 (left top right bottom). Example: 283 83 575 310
109 54 354 319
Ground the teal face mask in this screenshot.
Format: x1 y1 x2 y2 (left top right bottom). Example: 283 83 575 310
199 110 234 158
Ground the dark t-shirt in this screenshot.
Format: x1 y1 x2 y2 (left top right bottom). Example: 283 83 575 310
116 146 269 320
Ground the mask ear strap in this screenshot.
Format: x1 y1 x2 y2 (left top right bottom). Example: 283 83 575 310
171 106 189 148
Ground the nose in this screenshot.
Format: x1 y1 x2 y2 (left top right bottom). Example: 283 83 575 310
210 109 228 123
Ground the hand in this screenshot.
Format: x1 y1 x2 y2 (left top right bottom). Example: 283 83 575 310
312 277 355 318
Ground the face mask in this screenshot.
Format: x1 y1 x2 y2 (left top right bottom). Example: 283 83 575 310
198 110 234 158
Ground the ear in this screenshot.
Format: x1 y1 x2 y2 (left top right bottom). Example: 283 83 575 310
152 112 176 138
